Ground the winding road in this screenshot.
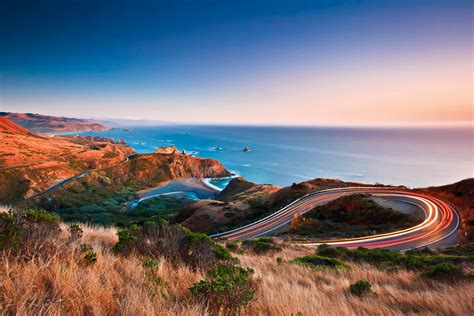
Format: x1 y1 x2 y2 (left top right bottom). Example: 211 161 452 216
27 154 136 200
211 187 460 251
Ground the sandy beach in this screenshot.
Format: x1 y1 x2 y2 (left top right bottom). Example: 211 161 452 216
137 178 220 201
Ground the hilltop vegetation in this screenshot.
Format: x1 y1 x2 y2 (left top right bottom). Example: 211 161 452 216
0 207 472 315
286 194 420 239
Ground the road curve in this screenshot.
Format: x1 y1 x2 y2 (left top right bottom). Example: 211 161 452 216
27 154 135 200
211 187 460 251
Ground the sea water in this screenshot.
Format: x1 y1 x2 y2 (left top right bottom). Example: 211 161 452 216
79 125 473 189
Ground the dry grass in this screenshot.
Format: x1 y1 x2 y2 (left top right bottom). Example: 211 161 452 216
239 247 474 315
0 224 473 315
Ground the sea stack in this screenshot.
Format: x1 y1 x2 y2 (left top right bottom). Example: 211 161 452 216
243 146 251 152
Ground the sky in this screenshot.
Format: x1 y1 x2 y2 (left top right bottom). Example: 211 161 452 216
0 0 472 125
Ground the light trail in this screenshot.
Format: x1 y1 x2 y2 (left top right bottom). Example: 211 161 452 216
210 187 459 251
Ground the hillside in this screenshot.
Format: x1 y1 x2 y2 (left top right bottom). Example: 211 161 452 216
286 193 420 238
416 178 474 243
0 112 108 134
0 115 231 225
0 117 135 202
32 151 231 225
174 178 374 234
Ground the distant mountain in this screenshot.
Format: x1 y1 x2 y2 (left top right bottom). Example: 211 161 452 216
0 116 37 136
0 112 108 134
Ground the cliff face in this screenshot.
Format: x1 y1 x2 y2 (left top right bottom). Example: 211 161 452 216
86 152 231 188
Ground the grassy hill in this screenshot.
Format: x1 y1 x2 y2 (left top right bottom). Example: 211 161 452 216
0 207 472 315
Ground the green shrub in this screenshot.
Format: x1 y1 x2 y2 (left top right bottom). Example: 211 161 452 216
292 254 348 270
0 212 18 250
349 279 372 296
24 209 60 223
84 251 97 265
143 260 160 268
68 224 83 241
241 238 282 254
189 264 256 312
405 247 434 256
226 241 239 251
80 243 93 253
0 208 61 260
421 263 463 280
316 244 349 258
113 222 236 271
79 243 97 264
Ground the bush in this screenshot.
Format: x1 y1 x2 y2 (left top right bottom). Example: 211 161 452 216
316 244 350 258
0 208 61 260
226 241 239 252
349 279 372 296
421 263 463 280
143 260 160 268
79 243 97 265
80 243 93 253
84 251 97 265
405 247 434 256
241 238 282 254
68 224 83 241
189 264 256 312
113 221 236 271
292 254 348 270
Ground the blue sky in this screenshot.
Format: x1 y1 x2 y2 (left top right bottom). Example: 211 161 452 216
1 0 472 125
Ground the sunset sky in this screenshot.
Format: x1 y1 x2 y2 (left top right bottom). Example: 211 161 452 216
1 0 472 125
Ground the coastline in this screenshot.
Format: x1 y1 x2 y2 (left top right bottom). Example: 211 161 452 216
137 178 221 201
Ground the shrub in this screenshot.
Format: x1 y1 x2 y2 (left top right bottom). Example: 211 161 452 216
349 279 372 296
405 247 434 256
226 241 239 252
316 244 350 258
241 238 282 254
143 260 160 268
113 222 236 271
0 212 18 250
189 264 256 312
0 208 61 260
80 243 93 253
421 263 463 280
79 243 97 265
84 251 97 265
68 224 83 241
292 254 348 270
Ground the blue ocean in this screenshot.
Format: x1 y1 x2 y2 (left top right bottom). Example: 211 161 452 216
80 125 473 188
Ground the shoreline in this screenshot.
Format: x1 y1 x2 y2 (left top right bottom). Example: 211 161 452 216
137 178 221 200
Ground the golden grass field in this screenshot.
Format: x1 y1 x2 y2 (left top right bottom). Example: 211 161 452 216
0 212 472 316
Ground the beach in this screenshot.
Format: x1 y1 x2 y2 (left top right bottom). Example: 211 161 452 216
137 178 221 202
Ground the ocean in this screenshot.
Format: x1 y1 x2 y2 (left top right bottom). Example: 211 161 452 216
79 125 473 189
